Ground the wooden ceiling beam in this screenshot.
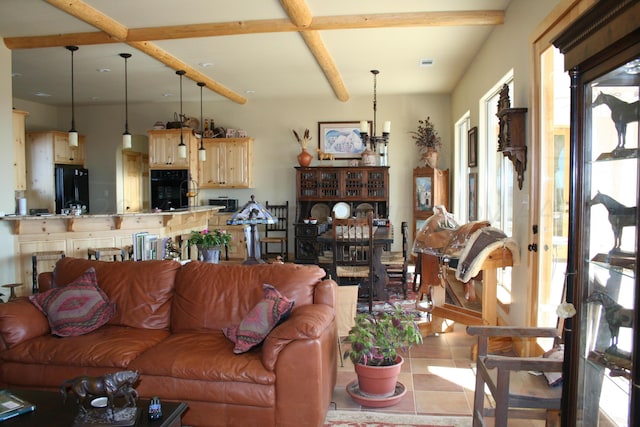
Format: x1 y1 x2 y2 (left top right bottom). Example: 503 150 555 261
40 0 246 104
4 11 505 49
279 0 313 27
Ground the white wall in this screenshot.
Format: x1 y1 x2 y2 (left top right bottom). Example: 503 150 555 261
450 0 558 325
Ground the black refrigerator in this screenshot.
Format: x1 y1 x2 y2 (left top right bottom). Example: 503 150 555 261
55 165 90 214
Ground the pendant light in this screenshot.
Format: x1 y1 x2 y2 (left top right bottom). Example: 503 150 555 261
120 53 132 150
197 82 207 162
66 45 79 147
176 70 187 159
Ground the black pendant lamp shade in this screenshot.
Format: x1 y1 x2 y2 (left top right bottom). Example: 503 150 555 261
176 70 187 159
198 82 207 162
120 53 132 150
66 45 79 147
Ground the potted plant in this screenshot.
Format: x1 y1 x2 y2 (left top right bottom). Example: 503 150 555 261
187 228 232 263
410 116 442 168
344 304 423 400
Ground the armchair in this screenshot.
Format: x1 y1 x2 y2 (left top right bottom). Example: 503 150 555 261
466 325 563 427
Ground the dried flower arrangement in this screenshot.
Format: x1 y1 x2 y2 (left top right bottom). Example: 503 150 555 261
410 116 442 152
292 129 312 149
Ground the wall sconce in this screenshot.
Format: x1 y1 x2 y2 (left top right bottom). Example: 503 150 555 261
197 82 207 162
66 45 79 147
496 84 528 190
359 70 390 165
176 70 187 159
120 53 132 150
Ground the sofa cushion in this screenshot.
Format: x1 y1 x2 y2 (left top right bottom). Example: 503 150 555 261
29 268 116 337
51 258 181 330
172 263 326 332
223 284 294 354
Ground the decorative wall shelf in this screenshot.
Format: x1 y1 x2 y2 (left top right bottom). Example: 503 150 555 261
496 84 528 190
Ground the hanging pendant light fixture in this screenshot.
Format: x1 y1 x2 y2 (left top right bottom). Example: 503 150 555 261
359 69 391 165
176 70 187 159
197 82 207 162
66 45 79 147
120 53 132 150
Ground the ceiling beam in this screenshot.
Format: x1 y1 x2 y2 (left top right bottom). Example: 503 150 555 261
41 0 246 104
3 11 505 49
280 0 349 102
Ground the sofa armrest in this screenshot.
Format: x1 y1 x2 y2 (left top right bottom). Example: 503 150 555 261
0 298 50 350
262 304 334 371
38 272 54 292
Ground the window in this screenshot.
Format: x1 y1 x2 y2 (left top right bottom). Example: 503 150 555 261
453 113 471 221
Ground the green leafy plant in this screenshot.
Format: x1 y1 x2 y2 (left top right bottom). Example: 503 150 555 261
410 116 442 152
344 304 423 367
187 229 232 248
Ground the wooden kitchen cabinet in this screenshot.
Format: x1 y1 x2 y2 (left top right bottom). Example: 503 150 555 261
53 133 85 165
147 129 197 170
12 110 28 191
209 213 248 260
198 138 253 188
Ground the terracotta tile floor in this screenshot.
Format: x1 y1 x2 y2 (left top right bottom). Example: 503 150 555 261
331 319 551 427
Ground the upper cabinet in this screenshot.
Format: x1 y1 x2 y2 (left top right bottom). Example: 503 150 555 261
12 110 28 191
198 137 254 188
27 131 85 167
553 2 639 425
147 129 197 170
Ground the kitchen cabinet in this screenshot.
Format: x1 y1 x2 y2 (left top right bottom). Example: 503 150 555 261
12 110 28 191
198 138 253 188
26 131 87 213
209 213 248 260
553 2 639 425
147 129 197 170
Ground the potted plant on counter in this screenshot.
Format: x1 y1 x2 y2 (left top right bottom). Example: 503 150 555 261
410 116 442 169
343 304 422 406
188 228 232 263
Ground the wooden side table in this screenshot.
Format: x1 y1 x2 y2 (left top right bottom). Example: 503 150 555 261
1 283 21 302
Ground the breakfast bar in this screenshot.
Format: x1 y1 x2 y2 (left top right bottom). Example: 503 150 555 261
1 206 223 297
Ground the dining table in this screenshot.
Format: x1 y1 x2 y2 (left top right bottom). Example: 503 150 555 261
317 224 394 303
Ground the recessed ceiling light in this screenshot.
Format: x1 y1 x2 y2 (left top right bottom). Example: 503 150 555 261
419 59 434 67
199 62 214 68
96 68 111 73
245 90 255 94
162 93 173 97
90 96 100 101
33 92 51 97
11 72 22 78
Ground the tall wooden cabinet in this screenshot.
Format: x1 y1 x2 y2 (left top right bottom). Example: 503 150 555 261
12 110 28 191
26 131 86 213
412 167 449 239
553 2 639 425
294 166 389 263
198 137 253 188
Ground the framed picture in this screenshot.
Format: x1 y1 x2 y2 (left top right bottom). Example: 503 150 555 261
468 126 478 167
468 172 478 221
318 121 371 159
414 176 433 211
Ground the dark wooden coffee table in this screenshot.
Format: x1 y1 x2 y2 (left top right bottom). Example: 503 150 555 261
1 389 187 427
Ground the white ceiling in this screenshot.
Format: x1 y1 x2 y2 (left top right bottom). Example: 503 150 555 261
1 0 511 107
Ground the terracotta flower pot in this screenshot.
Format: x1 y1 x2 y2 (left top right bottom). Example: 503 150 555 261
354 356 403 397
297 148 313 167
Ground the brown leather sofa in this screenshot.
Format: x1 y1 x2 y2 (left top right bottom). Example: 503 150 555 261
0 257 338 427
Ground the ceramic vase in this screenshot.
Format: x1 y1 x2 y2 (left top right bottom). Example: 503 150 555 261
354 356 403 398
198 246 221 264
423 149 439 169
297 148 313 167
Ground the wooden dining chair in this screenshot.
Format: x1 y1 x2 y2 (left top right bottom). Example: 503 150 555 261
261 201 289 261
466 325 563 427
331 212 375 312
381 221 409 298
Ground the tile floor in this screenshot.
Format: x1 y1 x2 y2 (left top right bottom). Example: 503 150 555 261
330 319 551 427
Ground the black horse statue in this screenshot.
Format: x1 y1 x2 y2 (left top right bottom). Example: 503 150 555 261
592 92 638 150
61 370 139 420
586 291 633 348
588 191 636 252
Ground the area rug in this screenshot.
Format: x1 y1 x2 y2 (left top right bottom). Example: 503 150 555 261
323 410 472 427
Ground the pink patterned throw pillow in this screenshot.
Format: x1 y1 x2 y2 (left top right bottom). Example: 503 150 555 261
28 267 116 337
223 284 294 354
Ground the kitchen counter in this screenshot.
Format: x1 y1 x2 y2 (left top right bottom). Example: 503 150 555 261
2 206 225 297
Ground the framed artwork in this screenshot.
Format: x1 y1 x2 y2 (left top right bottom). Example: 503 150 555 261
468 172 478 221
468 126 478 167
415 176 433 211
318 121 370 159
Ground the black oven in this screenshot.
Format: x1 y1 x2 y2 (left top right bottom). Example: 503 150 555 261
150 169 189 210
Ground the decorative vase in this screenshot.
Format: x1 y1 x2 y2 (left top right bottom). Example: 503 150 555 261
361 148 377 166
423 149 439 169
354 356 404 398
297 148 313 167
198 246 221 264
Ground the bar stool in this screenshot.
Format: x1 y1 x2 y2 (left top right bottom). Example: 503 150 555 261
32 251 65 294
88 247 126 262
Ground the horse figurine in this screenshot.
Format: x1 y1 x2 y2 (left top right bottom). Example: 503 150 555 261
61 370 139 420
587 191 636 252
586 291 633 348
316 149 335 163
592 92 639 150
